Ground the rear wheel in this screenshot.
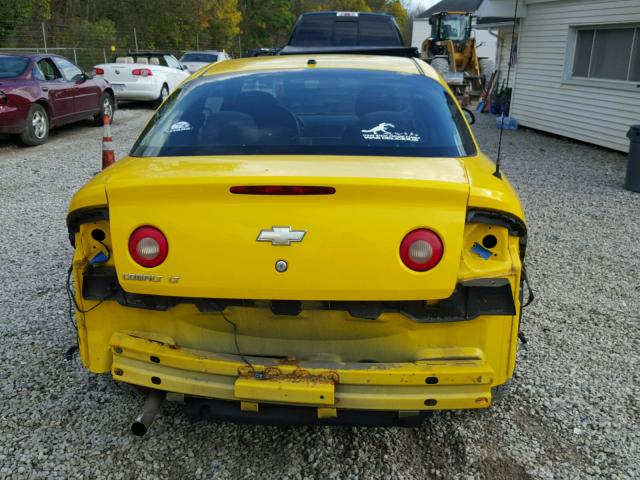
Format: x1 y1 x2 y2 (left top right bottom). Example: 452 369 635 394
19 104 49 146
93 93 115 126
462 107 475 125
431 57 450 76
156 84 169 105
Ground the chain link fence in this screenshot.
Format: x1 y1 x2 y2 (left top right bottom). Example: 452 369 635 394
0 20 241 70
0 46 111 70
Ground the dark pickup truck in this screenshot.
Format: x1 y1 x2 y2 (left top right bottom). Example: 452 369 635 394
279 11 418 57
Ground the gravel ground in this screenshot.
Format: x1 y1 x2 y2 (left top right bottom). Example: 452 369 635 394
1 107 639 480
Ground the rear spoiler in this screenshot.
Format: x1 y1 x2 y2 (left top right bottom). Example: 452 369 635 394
279 45 419 58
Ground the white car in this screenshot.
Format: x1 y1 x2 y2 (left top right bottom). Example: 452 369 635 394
179 50 230 73
93 52 190 103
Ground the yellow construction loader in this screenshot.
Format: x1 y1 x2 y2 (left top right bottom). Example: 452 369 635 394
421 11 494 97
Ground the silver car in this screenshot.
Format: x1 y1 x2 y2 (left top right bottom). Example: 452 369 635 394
179 50 230 73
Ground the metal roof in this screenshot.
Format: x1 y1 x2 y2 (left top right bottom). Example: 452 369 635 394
416 0 484 18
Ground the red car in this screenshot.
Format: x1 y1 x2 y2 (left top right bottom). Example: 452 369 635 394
0 53 115 146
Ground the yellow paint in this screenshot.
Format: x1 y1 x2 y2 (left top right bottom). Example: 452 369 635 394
318 407 338 419
68 53 526 415
110 332 494 411
235 376 335 406
240 401 259 412
200 54 437 80
104 155 469 300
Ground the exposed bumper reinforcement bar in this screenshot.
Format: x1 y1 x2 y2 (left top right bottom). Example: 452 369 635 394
110 332 495 417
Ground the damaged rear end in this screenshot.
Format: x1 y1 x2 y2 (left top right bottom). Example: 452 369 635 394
66 61 527 429
67 158 526 426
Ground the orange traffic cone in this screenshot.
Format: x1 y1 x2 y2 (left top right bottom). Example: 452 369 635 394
101 115 115 169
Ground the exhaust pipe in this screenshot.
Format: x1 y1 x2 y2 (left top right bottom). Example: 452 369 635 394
131 390 166 436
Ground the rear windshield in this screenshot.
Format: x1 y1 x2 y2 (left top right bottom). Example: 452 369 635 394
181 53 218 63
0 56 30 79
131 69 476 158
290 15 402 47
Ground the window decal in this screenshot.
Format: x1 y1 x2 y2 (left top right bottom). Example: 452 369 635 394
167 121 191 133
361 122 420 142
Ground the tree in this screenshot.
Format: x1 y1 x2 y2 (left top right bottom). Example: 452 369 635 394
291 0 407 26
307 0 372 12
0 0 50 46
381 1 407 29
205 0 242 50
240 0 296 49
59 18 116 48
1 0 408 59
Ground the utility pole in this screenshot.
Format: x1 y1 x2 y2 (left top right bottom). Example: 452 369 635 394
134 28 139 51
41 23 48 53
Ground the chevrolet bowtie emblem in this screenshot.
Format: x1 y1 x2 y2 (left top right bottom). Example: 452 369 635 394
257 226 306 246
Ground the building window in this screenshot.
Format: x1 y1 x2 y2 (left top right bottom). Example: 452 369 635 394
572 26 640 82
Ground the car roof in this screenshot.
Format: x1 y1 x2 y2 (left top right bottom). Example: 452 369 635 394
183 50 221 54
200 54 440 81
0 52 80 65
299 11 393 18
0 52 50 60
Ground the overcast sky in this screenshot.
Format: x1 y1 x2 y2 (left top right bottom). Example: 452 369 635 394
404 0 440 14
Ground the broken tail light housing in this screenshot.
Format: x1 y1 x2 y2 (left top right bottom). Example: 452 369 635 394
400 229 443 271
128 226 168 267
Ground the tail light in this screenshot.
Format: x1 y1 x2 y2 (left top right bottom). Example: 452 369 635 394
128 226 168 267
93 67 104 75
230 185 336 195
132 68 153 77
400 229 443 272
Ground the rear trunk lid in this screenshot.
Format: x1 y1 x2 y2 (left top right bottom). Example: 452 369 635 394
106 155 469 301
97 63 142 83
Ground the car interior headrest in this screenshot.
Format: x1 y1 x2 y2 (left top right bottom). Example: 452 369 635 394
202 112 260 146
354 87 407 117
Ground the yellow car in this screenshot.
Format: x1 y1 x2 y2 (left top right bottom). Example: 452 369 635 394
67 54 527 434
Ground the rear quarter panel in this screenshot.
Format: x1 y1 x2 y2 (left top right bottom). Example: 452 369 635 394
461 154 525 221
0 80 43 133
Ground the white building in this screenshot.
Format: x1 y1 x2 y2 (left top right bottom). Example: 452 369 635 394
476 0 640 152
